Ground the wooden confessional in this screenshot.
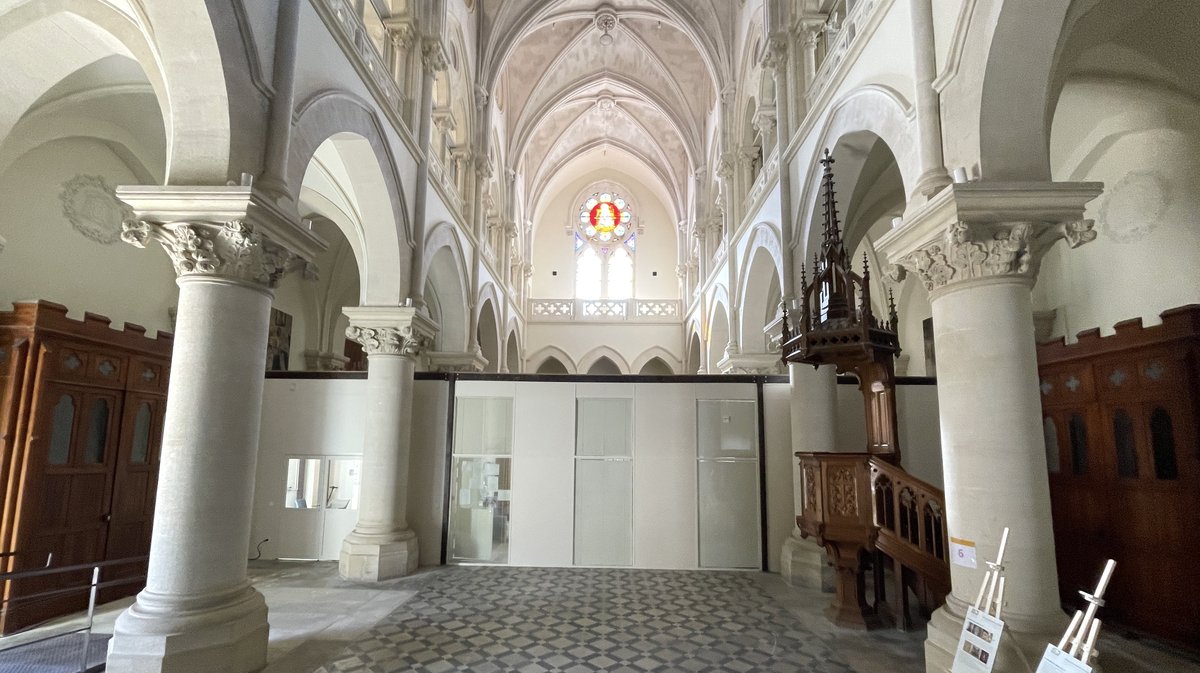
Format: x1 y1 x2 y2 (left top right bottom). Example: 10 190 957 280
0 301 171 633
1037 306 1200 647
782 151 949 630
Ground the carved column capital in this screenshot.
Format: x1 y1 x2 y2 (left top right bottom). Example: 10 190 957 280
344 306 438 358
877 181 1103 294
761 34 789 70
421 41 449 73
123 220 304 287
753 107 777 137
118 186 325 289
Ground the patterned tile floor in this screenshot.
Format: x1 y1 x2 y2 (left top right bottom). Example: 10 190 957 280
314 566 918 673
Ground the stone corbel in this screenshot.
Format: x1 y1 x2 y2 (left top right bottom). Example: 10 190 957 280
431 107 456 134
877 181 1104 294
421 39 449 73
344 305 437 358
718 351 784 375
753 106 777 138
384 15 417 51
426 349 488 373
118 185 326 288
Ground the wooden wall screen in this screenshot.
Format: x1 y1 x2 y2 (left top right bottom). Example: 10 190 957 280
1037 305 1200 647
0 301 171 633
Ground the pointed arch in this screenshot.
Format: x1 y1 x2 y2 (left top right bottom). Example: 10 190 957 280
632 346 681 376
528 345 578 375
577 346 632 376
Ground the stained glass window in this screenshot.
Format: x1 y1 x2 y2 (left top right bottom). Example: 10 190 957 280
574 191 637 300
578 193 633 244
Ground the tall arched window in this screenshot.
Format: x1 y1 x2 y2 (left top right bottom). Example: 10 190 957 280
575 191 636 299
575 247 602 299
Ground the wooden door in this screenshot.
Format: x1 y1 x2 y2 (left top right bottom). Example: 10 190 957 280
2 382 121 632
101 391 163 600
1095 350 1200 644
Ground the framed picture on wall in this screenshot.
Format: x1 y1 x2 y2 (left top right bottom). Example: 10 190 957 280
266 308 292 371
923 317 937 378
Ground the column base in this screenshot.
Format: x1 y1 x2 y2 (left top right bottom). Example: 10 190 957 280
780 535 834 592
925 595 1075 673
339 530 419 581
107 585 268 673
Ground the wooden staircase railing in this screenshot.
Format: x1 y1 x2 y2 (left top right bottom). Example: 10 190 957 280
796 451 950 630
868 457 950 629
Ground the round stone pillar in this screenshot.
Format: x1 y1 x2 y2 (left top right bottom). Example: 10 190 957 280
781 362 838 589
108 190 318 673
339 306 435 581
923 276 1064 667
877 181 1103 673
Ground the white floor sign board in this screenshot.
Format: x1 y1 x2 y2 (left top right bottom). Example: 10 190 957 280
951 607 1004 673
1035 645 1093 673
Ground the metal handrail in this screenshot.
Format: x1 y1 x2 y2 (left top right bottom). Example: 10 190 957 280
0 554 147 582
0 554 149 672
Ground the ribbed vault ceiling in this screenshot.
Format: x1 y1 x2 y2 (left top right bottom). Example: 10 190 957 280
482 0 730 227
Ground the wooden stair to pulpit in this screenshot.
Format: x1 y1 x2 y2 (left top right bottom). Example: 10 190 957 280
782 150 949 630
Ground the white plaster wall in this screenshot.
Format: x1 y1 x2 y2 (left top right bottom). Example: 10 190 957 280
270 274 311 370
530 168 679 301
834 380 943 488
525 323 683 374
1037 80 1200 338
0 138 177 333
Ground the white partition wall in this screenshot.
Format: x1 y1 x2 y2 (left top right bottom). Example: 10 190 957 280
254 377 940 572
507 381 575 566
631 383 699 568
457 379 762 570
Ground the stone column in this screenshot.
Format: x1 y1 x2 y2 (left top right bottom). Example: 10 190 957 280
781 363 838 589
108 187 322 673
908 0 951 198
340 306 436 581
878 181 1102 673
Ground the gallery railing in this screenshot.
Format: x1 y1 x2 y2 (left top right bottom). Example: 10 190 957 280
314 0 411 129
529 299 681 323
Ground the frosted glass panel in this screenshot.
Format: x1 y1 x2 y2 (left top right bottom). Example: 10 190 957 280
448 457 510 563
576 399 632 457
698 460 760 568
48 395 75 465
697 400 757 458
454 397 513 455
574 459 633 566
83 398 110 464
284 458 322 509
131 403 153 464
325 458 361 510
